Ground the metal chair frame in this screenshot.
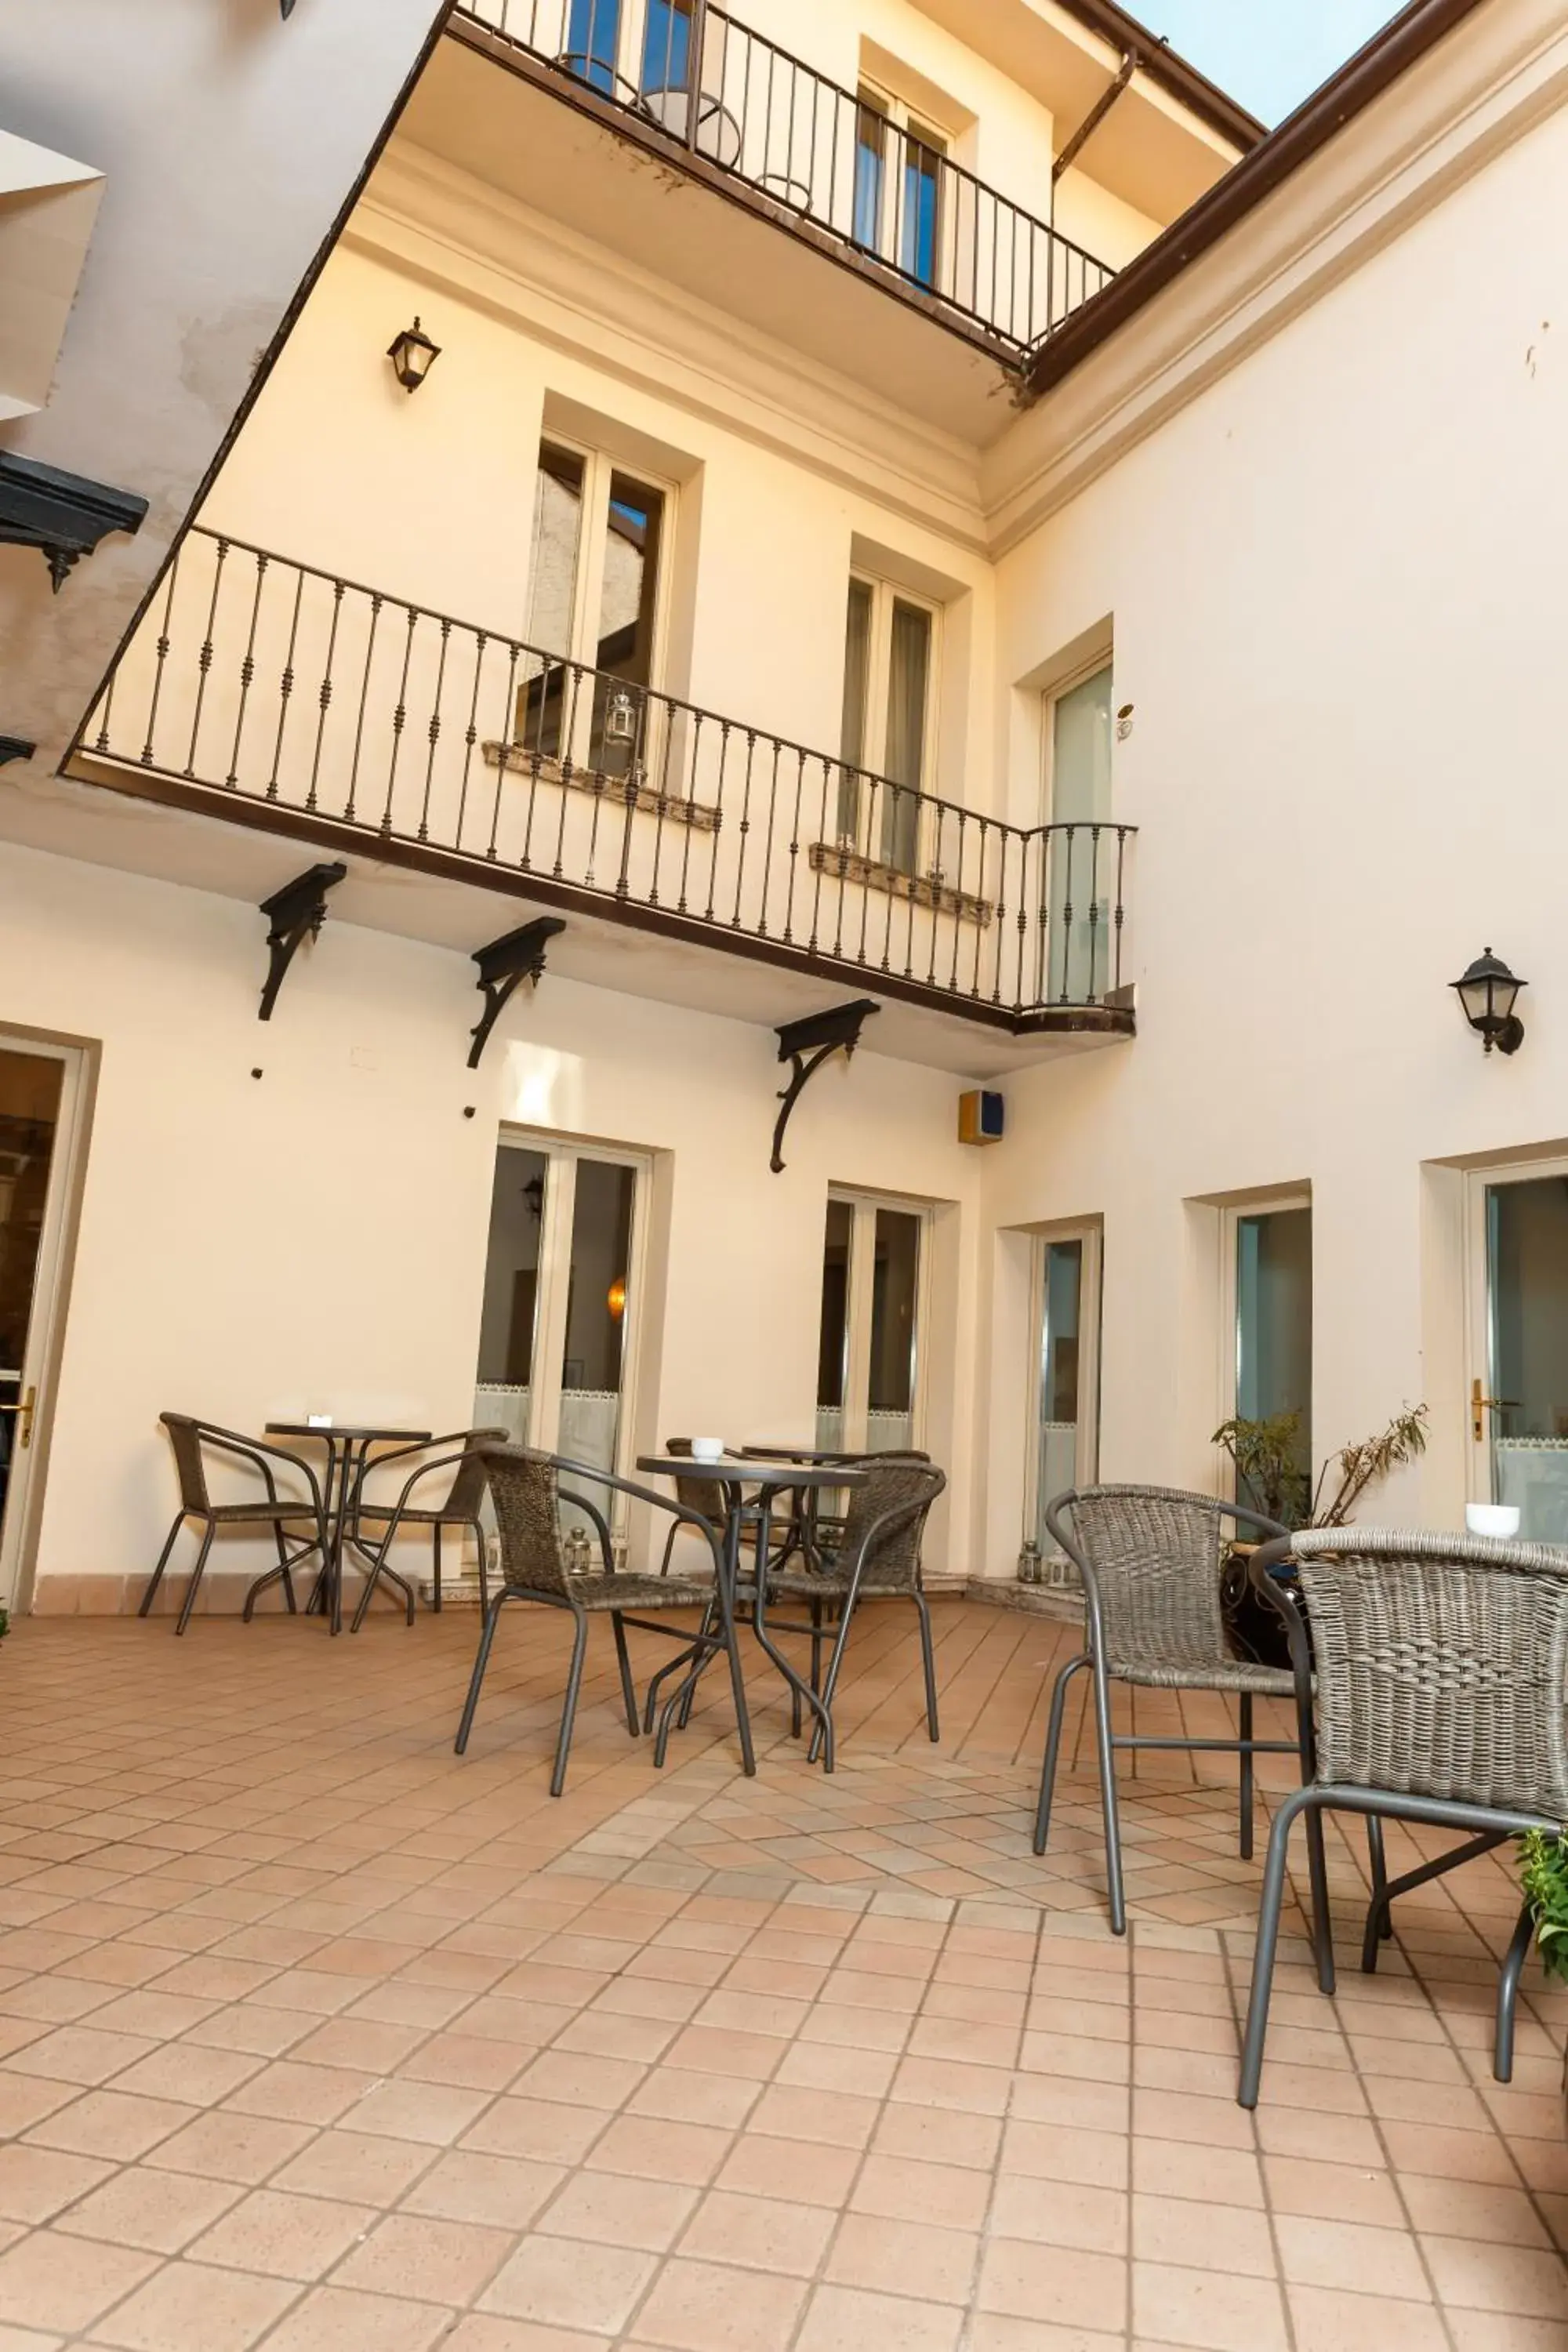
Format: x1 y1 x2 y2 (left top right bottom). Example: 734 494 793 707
346 1427 507 1630
140 1415 329 1636
1033 1486 1325 1944
1237 1529 1566 2108
753 1456 945 1773
454 1448 753 1795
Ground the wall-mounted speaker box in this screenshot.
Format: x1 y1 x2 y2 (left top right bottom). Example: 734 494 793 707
958 1089 1004 1146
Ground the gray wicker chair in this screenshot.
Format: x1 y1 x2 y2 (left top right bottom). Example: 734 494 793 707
756 1456 946 1772
140 1414 330 1636
1238 1526 1568 2108
346 1427 509 1629
454 1446 753 1793
1033 1486 1323 1941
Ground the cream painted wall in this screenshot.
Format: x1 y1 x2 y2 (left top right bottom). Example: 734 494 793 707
201 234 1001 813
0 839 985 1602
977 90 1568 1570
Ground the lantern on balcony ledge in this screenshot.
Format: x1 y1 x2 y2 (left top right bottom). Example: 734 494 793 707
387 317 441 394
1450 949 1526 1055
604 685 638 747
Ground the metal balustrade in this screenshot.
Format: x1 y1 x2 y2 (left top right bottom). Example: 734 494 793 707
453 0 1116 356
83 528 1134 1026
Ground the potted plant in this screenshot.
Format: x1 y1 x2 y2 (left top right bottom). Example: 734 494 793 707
1212 1406 1429 1663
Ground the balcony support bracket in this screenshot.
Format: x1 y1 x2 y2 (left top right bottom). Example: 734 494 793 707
771 999 880 1174
0 452 148 593
469 917 568 1068
259 862 347 1021
0 738 36 768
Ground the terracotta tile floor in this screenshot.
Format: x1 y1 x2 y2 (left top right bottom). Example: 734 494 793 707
0 1597 1562 2351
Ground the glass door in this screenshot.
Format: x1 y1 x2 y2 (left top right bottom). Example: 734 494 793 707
815 1191 929 1455
1226 1200 1312 1523
476 1137 647 1544
1468 1167 1568 1541
1028 1229 1102 1555
0 1041 84 1611
1043 662 1113 1004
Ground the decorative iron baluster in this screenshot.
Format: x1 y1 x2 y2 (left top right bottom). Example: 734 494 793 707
141 550 182 768
730 730 757 927
379 602 419 835
224 547 267 790
455 629 486 848
185 535 227 778
306 578 344 813
265 568 304 804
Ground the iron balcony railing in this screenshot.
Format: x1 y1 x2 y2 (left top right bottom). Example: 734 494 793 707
454 1 1116 356
84 528 1134 1025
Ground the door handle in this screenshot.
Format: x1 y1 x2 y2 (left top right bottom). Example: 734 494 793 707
0 1386 35 1450
1472 1378 1521 1443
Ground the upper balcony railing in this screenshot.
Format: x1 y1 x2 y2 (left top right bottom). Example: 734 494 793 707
81 528 1134 1029
453 1 1116 357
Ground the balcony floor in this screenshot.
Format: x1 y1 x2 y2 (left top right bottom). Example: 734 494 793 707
0 1601 1560 2347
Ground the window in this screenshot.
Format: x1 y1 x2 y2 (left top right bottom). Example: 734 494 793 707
517 437 668 779
838 574 936 874
641 0 691 93
1042 659 1114 1001
1026 1227 1102 1556
1225 1200 1312 1521
816 1191 930 1454
566 0 623 93
476 1136 649 1539
854 85 947 291
1467 1162 1568 1541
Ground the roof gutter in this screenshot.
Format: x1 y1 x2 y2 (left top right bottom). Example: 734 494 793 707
1029 0 1496 400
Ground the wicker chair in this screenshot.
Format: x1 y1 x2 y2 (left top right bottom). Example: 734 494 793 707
655 1439 744 1575
1033 1486 1323 1942
1238 1527 1568 2108
140 1414 330 1636
454 1446 753 1794
346 1427 509 1630
755 1456 946 1772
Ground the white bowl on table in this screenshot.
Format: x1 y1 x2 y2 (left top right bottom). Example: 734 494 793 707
1465 1502 1522 1540
690 1437 726 1463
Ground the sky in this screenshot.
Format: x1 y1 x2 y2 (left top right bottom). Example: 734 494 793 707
1138 2 1403 125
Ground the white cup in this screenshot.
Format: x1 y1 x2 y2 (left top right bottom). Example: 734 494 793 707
690 1436 725 1463
1465 1502 1521 1540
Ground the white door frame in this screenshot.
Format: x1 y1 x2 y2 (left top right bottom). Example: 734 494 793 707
829 1185 933 1454
1022 1221 1102 1548
0 1037 90 1613
1461 1153 1568 1506
496 1130 653 1510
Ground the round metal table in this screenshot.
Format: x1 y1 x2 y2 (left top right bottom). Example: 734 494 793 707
260 1423 431 1635
637 1453 864 1761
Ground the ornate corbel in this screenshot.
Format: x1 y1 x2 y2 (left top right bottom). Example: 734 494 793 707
258 862 347 1020
771 1000 880 1173
468 917 566 1067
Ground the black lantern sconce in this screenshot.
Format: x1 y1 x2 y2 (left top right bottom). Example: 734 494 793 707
387 318 441 394
1451 948 1526 1056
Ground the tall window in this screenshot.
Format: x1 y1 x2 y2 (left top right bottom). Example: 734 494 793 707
1229 1202 1312 1522
816 1191 929 1454
838 574 935 874
1027 1226 1102 1559
1043 660 1114 1002
854 85 947 291
476 1138 647 1537
518 437 667 777
642 0 691 92
566 0 622 92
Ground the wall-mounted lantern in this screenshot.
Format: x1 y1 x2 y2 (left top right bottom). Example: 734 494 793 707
387 317 441 394
607 1276 627 1323
1451 948 1526 1056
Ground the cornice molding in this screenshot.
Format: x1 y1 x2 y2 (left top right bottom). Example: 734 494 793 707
350 143 989 551
984 0 1568 549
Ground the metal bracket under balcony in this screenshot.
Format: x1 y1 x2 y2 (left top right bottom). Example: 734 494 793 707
259 862 347 1020
771 1000 880 1174
0 452 148 593
469 916 566 1065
